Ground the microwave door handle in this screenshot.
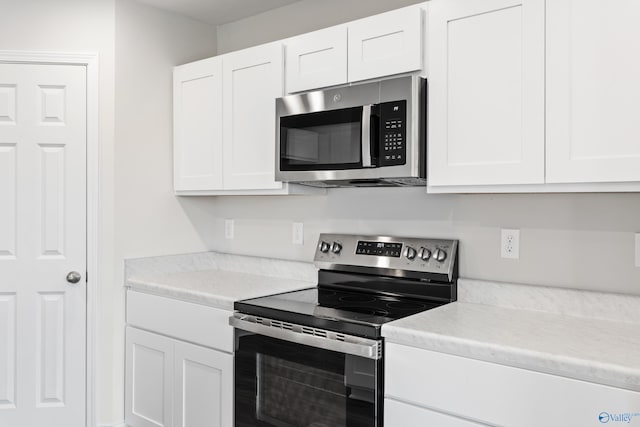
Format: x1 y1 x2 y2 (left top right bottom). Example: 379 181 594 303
361 105 373 167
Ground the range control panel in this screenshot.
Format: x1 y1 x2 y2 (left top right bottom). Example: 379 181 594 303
314 233 458 281
356 241 403 257
379 100 406 166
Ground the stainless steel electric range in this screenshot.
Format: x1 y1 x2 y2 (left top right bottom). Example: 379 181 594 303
230 233 458 427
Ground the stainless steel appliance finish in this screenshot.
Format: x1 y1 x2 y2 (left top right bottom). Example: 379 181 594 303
315 233 458 283
276 75 427 187
230 313 382 359
231 233 458 427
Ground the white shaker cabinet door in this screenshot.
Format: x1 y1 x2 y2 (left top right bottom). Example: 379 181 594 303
546 0 640 183
348 6 423 83
173 341 233 427
428 0 545 186
285 26 348 94
126 327 174 427
385 399 489 427
173 57 224 192
222 43 284 190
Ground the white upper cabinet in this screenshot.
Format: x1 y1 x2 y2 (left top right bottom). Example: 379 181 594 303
546 0 640 183
222 42 285 191
428 0 545 187
348 6 424 83
285 26 348 94
173 57 223 192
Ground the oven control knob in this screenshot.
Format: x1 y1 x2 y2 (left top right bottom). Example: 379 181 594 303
331 242 342 254
418 247 431 261
320 241 330 253
405 246 417 260
433 248 447 262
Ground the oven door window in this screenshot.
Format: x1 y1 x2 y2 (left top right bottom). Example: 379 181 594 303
235 333 381 427
280 107 364 171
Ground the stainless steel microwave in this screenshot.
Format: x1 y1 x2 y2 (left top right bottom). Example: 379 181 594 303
275 75 426 188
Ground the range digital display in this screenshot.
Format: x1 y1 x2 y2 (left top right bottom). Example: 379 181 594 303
356 241 403 257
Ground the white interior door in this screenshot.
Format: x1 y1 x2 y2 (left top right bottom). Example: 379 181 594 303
0 63 86 426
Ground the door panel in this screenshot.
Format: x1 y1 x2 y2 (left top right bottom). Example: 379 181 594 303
0 144 16 257
348 7 423 83
428 0 545 186
36 292 66 406
546 0 640 183
0 294 16 409
126 327 173 427
385 398 489 426
285 26 348 93
0 63 86 427
174 341 233 427
173 57 224 191
222 43 284 190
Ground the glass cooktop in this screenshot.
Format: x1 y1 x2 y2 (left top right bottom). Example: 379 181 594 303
234 287 443 339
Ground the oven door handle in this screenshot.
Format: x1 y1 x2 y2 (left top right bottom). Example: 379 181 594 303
230 314 381 360
361 104 374 168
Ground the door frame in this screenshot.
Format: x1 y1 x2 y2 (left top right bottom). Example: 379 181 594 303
0 50 100 427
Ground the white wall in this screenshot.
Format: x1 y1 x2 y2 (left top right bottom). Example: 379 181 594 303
114 0 217 424
210 0 640 296
0 0 118 424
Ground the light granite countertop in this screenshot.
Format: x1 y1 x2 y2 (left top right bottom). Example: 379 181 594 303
382 278 640 393
125 253 640 392
125 252 317 311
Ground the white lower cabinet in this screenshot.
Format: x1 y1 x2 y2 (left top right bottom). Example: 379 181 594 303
385 398 487 426
126 327 173 427
126 327 233 427
385 343 640 427
125 291 234 427
173 339 233 427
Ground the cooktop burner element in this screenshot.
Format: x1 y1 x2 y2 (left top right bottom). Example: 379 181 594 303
234 233 459 339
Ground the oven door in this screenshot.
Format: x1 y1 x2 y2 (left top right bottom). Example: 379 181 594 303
279 105 376 172
232 318 382 427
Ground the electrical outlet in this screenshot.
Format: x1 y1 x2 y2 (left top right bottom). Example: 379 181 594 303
501 229 520 259
225 219 234 239
635 233 640 267
292 222 304 245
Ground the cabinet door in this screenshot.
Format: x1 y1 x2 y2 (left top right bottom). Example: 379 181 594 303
385 399 488 427
285 26 348 93
428 0 545 186
546 0 640 183
348 7 423 83
174 341 233 427
222 43 284 190
173 57 224 192
126 327 174 427
386 343 640 427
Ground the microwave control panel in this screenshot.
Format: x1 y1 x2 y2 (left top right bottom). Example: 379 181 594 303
380 100 407 166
